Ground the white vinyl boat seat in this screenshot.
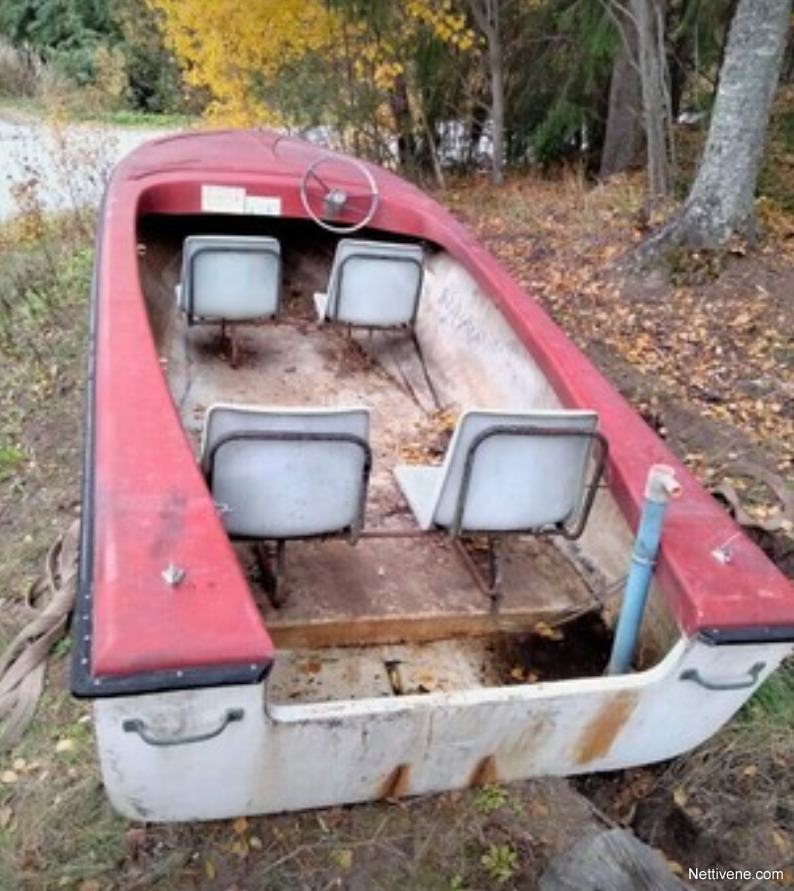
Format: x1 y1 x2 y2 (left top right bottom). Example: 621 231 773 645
176 235 282 326
201 404 372 605
202 404 371 541
314 238 424 328
394 409 607 542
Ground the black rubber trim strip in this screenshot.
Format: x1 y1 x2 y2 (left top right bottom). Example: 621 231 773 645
698 627 794 646
70 199 273 700
72 660 270 699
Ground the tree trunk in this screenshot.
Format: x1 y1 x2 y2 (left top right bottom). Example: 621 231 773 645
631 0 672 198
488 27 505 186
388 74 416 172
600 7 644 178
642 0 792 254
467 0 505 186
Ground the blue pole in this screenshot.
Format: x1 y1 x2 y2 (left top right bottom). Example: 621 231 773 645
607 465 681 675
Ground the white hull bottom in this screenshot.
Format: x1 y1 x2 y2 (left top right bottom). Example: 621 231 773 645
94 638 790 822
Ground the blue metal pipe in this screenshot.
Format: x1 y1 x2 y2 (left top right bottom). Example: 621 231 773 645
607 465 681 675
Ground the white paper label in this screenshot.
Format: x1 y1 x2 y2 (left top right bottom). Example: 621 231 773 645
245 196 282 216
201 185 246 214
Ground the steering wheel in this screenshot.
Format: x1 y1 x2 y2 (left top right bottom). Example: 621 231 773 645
300 155 380 234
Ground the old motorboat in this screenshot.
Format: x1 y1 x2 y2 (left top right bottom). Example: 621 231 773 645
72 129 794 821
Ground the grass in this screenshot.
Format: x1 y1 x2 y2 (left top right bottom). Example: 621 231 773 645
739 660 794 731
0 446 25 482
0 217 91 645
0 97 42 122
98 109 193 128
472 785 510 815
481 843 519 884
0 97 194 130
69 108 195 129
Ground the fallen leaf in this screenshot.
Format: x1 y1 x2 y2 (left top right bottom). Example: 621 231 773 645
415 670 441 689
772 829 792 857
231 839 249 859
232 815 248 835
665 857 684 876
331 848 354 870
125 827 148 860
534 621 563 642
1 771 18 785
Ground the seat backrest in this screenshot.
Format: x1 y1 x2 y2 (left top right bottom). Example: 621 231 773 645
324 239 423 326
179 235 281 322
430 409 600 534
201 404 370 540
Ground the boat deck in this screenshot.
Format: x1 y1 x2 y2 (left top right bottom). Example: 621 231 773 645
139 222 606 700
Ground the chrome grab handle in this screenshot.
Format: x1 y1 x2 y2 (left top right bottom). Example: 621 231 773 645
122 708 244 747
679 662 766 692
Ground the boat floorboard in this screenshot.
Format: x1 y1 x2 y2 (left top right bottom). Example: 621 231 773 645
240 534 594 649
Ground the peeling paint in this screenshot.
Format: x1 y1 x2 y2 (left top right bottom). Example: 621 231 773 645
574 692 638 765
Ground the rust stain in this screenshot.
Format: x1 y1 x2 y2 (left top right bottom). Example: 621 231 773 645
574 692 639 765
469 754 498 788
378 763 411 801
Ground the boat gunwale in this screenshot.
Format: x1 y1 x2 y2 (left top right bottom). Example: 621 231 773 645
73 130 794 699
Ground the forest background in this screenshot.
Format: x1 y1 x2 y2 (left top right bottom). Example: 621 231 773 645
0 0 789 183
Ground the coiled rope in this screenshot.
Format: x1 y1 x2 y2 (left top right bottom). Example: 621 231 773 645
0 521 79 753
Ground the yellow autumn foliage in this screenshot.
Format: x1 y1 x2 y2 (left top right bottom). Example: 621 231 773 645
148 0 477 126
148 0 339 125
